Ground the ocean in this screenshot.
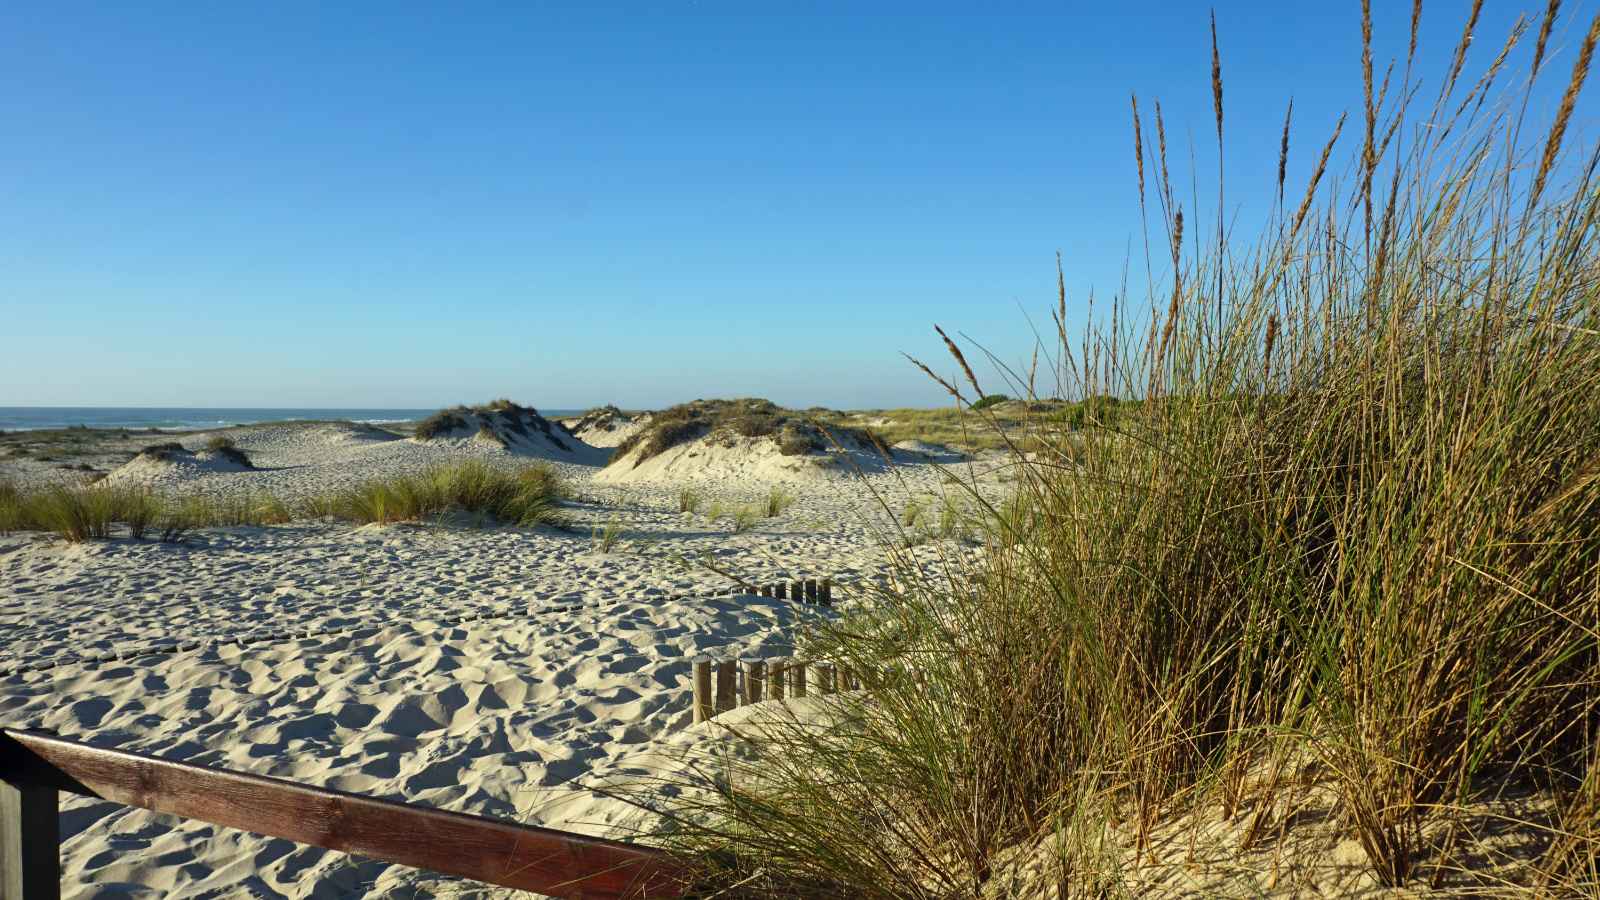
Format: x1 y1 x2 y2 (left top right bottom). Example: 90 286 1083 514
0 407 588 432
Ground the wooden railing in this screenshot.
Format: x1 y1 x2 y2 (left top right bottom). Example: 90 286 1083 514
0 728 691 899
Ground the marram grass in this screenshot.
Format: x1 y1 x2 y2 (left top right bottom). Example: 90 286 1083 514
647 4 1600 896
0 460 566 540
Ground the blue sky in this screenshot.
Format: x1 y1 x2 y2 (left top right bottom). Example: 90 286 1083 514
0 1 1590 409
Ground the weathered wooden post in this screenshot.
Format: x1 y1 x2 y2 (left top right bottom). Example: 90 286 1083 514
804 580 818 603
789 580 803 603
774 582 786 600
820 578 833 607
714 661 737 714
692 659 713 724
1 757 59 900
743 660 765 704
790 662 808 698
816 664 835 695
769 660 786 701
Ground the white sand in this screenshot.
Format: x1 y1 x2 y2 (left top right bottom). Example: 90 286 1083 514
0 419 1005 898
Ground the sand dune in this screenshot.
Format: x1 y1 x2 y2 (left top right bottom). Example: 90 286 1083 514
0 417 1005 897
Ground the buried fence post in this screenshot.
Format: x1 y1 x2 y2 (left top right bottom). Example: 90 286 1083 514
769 661 786 701
774 582 786 600
743 660 765 705
789 580 803 604
820 578 833 607
1 765 59 900
714 661 737 714
804 580 818 604
692 659 713 724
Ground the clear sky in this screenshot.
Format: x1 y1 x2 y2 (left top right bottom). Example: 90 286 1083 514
1 1 1590 410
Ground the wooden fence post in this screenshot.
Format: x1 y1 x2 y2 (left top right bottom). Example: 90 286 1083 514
692 660 713 724
769 661 786 701
1 774 58 900
820 578 833 606
804 580 818 603
789 580 803 604
775 582 786 600
743 660 765 704
714 661 737 714
816 664 835 695
791 662 807 698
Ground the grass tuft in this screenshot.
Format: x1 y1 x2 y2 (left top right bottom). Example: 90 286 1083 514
678 487 702 514
762 486 795 517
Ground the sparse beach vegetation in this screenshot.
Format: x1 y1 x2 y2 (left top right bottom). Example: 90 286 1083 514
677 486 702 514
762 486 794 517
653 6 1600 894
327 460 565 527
0 459 565 538
609 398 867 466
591 517 623 553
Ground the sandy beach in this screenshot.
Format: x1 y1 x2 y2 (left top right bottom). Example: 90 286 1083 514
0 410 1002 897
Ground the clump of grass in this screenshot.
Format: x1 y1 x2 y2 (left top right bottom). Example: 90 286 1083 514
137 441 186 461
970 393 1010 410
200 436 254 468
0 480 22 535
730 505 758 533
678 487 702 514
25 484 157 542
936 495 966 540
705 500 725 522
591 517 623 553
900 496 927 528
413 409 467 439
323 460 564 527
762 486 794 517
654 5 1600 894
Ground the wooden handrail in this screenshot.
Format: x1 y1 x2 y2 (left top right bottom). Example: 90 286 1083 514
0 728 691 899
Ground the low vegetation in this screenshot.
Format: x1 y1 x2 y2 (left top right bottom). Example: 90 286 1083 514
327 460 564 527
608 398 869 466
0 460 565 540
677 487 702 514
413 399 570 451
201 436 255 468
655 5 1600 894
591 517 623 553
762 486 794 517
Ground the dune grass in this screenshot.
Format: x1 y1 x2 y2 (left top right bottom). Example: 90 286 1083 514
762 486 795 518
327 460 565 527
678 487 702 514
0 460 566 540
651 4 1600 894
0 483 167 542
609 398 866 465
730 505 759 533
591 517 623 553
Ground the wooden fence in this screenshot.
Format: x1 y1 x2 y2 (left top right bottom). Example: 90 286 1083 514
0 728 691 899
0 576 854 896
